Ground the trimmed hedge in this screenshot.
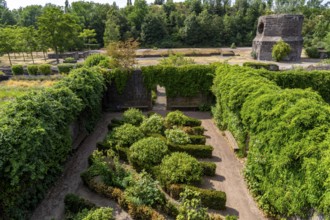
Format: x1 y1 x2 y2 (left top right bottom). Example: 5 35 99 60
58 63 75 74
11 64 24 75
200 161 216 176
38 64 52 75
27 65 39 75
167 184 226 210
0 67 105 219
182 126 205 135
168 144 213 158
165 110 201 128
189 135 206 145
142 65 216 98
243 62 279 71
212 64 330 217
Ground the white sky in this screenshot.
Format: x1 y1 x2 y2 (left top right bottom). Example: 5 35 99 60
6 0 161 10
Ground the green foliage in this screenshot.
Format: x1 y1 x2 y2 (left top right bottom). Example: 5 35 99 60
272 40 291 61
200 162 216 176
83 207 114 220
11 64 24 75
165 128 191 145
140 113 165 135
142 65 216 98
84 54 111 67
106 68 131 94
159 53 195 66
58 64 75 74
212 64 330 217
225 216 238 220
243 62 279 71
38 64 52 75
0 71 4 76
27 64 39 75
158 152 203 185
189 135 206 145
168 144 213 158
107 123 144 148
165 110 202 128
305 46 320 58
230 43 236 49
63 57 77 63
129 137 168 171
122 108 145 126
64 193 96 214
176 188 209 220
125 171 165 207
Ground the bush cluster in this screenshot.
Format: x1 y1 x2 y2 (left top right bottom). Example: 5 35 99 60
212 64 330 217
38 64 52 75
0 67 105 218
165 110 201 128
107 123 144 148
58 63 75 74
168 144 213 158
165 128 191 145
122 108 145 126
11 64 24 75
272 40 291 61
243 62 279 71
140 113 165 134
27 65 38 75
129 137 168 171
157 152 203 185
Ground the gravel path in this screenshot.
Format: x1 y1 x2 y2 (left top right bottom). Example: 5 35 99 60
31 112 132 220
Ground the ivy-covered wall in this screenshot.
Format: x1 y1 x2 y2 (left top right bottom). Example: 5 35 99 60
212 64 330 218
0 68 105 219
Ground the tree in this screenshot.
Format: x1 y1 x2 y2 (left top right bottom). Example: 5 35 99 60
141 13 168 45
17 5 43 27
0 27 15 65
106 39 139 69
37 6 80 63
103 20 121 45
79 29 97 49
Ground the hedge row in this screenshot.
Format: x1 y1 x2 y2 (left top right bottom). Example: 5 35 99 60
212 64 330 217
200 161 216 176
0 67 105 219
168 144 213 158
141 65 216 98
167 184 226 210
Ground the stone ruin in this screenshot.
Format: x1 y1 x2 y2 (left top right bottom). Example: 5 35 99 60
252 14 304 61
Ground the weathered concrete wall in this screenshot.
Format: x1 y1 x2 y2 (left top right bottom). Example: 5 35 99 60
48 51 90 59
103 70 152 111
69 119 88 150
166 93 213 110
252 14 304 61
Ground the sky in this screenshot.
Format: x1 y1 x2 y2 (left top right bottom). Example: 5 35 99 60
6 0 169 9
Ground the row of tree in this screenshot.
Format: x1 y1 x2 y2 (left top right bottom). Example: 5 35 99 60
0 0 329 62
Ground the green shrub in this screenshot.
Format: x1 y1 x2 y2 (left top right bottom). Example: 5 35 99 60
107 124 144 148
125 171 165 207
225 215 238 220
165 128 191 145
243 62 279 71
177 188 209 220
83 207 114 220
158 152 202 185
76 62 84 68
63 57 76 63
129 137 168 171
58 64 75 74
200 162 216 176
122 108 145 126
140 113 165 135
27 65 39 75
38 64 52 75
272 40 291 61
165 110 201 128
189 135 206 145
182 126 205 135
64 193 96 214
168 144 213 158
0 71 4 76
305 47 320 58
11 64 24 75
159 53 195 66
84 54 110 67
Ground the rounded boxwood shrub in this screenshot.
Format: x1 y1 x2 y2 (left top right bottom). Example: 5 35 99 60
140 113 165 134
305 47 320 58
158 152 202 185
84 54 110 67
129 137 168 171
11 64 24 75
165 111 187 127
165 128 191 145
38 64 52 75
109 123 144 147
272 40 291 61
122 108 145 126
27 65 39 75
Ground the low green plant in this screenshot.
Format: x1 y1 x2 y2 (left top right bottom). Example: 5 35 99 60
129 137 168 171
272 40 291 61
83 207 114 220
159 53 195 66
84 54 111 67
125 171 165 207
11 64 24 75
27 65 39 75
305 46 320 58
168 144 213 158
38 64 52 75
58 64 75 74
122 108 145 126
225 215 238 220
165 128 191 145
158 152 203 185
165 110 201 128
107 123 144 148
176 188 209 220
140 113 165 135
63 57 76 63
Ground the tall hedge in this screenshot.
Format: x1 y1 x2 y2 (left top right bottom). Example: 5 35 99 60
142 65 216 98
0 68 105 218
212 64 330 218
